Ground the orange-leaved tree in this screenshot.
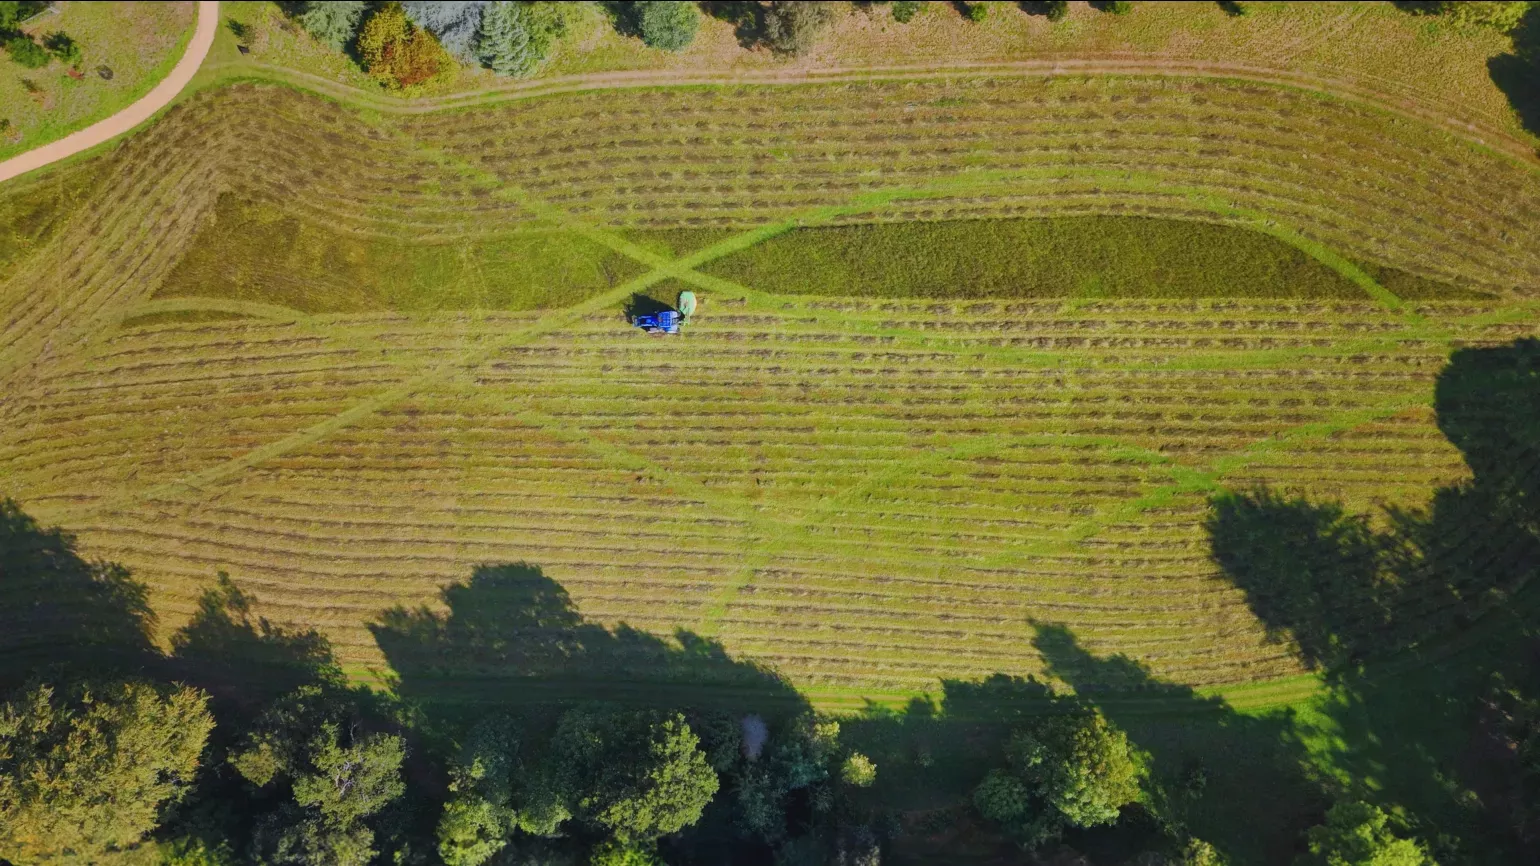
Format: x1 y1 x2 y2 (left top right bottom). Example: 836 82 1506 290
357 3 457 91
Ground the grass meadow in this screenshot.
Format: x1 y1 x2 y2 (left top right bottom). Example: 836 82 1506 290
4 71 1537 701
2 34 1540 863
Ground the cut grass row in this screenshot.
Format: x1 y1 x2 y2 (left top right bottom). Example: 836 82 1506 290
6 75 1524 314
2 72 1537 713
7 293 1516 699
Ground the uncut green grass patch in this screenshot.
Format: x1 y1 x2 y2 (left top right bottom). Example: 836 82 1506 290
119 309 253 329
623 227 745 262
155 196 646 313
1356 262 1494 300
0 164 100 281
701 216 1416 301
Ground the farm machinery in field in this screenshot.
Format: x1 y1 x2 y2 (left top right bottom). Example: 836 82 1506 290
631 290 696 335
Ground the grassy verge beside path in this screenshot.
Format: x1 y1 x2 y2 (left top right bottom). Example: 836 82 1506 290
0 1 195 161
196 1 1538 159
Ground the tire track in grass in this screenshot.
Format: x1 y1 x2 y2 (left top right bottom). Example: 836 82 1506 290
40 120 1518 712
50 184 923 525
692 433 1024 636
695 387 1428 635
691 434 1184 635
473 352 1187 635
73 162 1442 648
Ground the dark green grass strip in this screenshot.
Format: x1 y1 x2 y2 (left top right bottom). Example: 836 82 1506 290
153 195 648 313
0 163 102 282
1357 261 1495 300
119 309 253 328
699 216 1476 301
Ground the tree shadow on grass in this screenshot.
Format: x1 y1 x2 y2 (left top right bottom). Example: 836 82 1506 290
369 562 807 725
842 635 1325 865
701 1 766 49
1490 5 1540 143
0 495 363 710
1030 623 1325 866
368 563 812 864
1204 338 1540 862
854 336 1540 861
162 574 410 858
169 572 347 714
598 1 644 39
0 498 158 691
1206 489 1390 671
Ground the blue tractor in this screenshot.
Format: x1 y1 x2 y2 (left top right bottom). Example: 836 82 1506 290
632 309 681 335
631 291 696 335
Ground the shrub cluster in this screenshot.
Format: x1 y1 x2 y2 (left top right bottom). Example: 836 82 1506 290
0 1 72 71
291 0 577 84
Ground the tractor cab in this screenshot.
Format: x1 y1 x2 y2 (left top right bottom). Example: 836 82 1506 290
633 309 681 334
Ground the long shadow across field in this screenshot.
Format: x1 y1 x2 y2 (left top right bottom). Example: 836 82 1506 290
0 496 354 708
0 498 158 690
1204 338 1540 863
370 562 808 724
169 572 349 712
848 339 1540 864
839 629 1326 866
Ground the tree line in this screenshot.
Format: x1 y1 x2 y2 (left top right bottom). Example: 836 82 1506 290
0 504 895 866
273 0 1537 90
2 491 1485 866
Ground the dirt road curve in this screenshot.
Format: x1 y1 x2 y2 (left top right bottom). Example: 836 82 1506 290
0 0 218 185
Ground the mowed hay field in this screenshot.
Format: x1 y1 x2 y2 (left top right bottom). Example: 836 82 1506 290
2 73 1539 712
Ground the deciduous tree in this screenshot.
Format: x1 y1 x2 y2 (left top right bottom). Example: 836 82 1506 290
764 1 837 56
436 716 520 866
0 680 213 864
42 32 79 65
974 709 1143 848
1404 1 1531 33
231 686 406 866
357 3 457 91
546 708 718 842
1300 801 1438 866
891 1 923 23
3 34 48 68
